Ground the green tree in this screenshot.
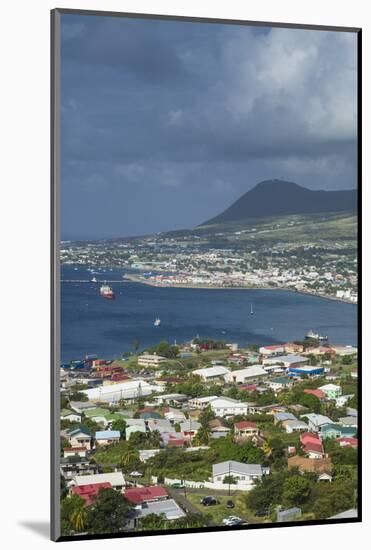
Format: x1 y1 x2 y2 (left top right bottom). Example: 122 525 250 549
111 418 127 438
61 494 85 535
86 488 134 534
282 475 311 507
139 513 167 531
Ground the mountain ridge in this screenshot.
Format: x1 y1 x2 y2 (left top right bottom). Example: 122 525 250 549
200 179 357 226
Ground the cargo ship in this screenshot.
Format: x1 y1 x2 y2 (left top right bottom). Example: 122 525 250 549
100 284 115 299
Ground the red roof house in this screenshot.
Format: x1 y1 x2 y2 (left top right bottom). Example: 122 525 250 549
337 437 358 448
123 486 168 505
303 389 326 400
72 482 112 506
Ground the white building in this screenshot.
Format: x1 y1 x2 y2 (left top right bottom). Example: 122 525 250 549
188 395 219 410
137 354 167 368
192 365 231 381
212 461 266 490
209 397 249 417
71 471 125 489
82 380 163 403
224 365 267 384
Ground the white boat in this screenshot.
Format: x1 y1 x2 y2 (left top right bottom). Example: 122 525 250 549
306 329 328 341
250 304 254 315
91 276 97 283
154 318 161 327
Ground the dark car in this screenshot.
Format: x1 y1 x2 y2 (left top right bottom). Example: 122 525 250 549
200 496 219 506
226 500 235 509
255 510 269 517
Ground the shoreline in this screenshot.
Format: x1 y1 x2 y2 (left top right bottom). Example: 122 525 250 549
122 274 357 305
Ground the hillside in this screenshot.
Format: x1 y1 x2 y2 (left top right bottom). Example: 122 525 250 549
201 180 357 226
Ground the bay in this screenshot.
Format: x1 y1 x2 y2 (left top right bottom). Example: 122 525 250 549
61 265 357 362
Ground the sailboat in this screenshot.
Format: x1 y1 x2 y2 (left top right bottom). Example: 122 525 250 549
154 318 161 327
250 304 254 315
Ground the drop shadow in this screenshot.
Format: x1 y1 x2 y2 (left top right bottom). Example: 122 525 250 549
18 521 50 539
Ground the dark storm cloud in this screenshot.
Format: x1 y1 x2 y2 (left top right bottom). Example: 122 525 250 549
60 14 357 239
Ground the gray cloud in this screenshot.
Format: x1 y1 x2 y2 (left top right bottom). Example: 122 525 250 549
60 14 358 239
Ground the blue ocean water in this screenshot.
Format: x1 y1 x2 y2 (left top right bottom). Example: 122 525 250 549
61 265 357 362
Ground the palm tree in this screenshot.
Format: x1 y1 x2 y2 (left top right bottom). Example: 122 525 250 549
195 425 211 445
120 449 138 468
71 508 87 532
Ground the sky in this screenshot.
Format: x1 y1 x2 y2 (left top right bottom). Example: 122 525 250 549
60 14 358 240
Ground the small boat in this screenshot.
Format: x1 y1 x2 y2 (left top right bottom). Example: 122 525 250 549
250 304 254 315
91 276 98 283
306 329 328 341
154 318 161 327
100 284 115 300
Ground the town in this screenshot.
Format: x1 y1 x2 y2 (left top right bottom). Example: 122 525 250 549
61 212 358 303
60 335 358 535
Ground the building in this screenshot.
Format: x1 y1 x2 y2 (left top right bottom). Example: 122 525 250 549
192 365 231 381
137 354 167 368
284 343 304 354
259 345 285 357
300 432 324 459
288 365 324 377
71 482 112 506
274 412 297 424
60 455 99 480
131 498 185 527
320 424 357 439
224 365 267 384
212 461 266 490
262 355 309 368
338 416 358 428
123 486 168 505
82 379 163 403
188 396 219 410
301 413 333 432
63 447 88 458
234 421 259 438
147 418 175 434
72 471 125 490
209 397 249 417
267 376 293 392
282 420 308 434
288 456 332 475
277 507 302 523
163 407 186 423
95 430 121 446
65 428 92 450
125 418 147 439
180 420 201 439
318 384 342 400
303 388 326 400
337 437 358 449
152 393 189 406
60 409 82 423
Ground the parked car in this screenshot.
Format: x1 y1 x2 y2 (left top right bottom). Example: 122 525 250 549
226 500 235 509
171 483 184 489
129 471 143 477
255 509 269 517
200 496 219 506
222 516 247 526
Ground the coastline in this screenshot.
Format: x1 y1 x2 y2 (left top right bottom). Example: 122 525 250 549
122 274 357 305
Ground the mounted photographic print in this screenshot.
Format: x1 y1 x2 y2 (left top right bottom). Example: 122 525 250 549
51 8 361 541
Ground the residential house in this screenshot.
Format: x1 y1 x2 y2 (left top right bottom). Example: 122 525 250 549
123 486 168 505
274 412 297 424
320 424 357 439
131 499 185 528
209 418 231 439
338 416 358 428
209 397 249 418
95 430 121 446
152 393 189 406
147 418 175 434
60 455 100 480
60 409 82 423
234 421 259 439
66 428 92 450
71 482 112 506
267 376 293 392
282 420 308 434
125 418 147 439
284 343 304 354
335 395 354 408
318 384 342 400
337 437 358 449
180 420 201 439
212 461 267 490
69 401 96 414
288 455 333 475
63 447 88 458
188 396 219 410
303 389 326 400
301 414 333 432
163 407 186 423
300 432 324 459
72 471 125 490
259 344 285 357
162 432 186 447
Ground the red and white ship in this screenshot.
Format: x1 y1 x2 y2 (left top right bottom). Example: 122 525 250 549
100 284 115 299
